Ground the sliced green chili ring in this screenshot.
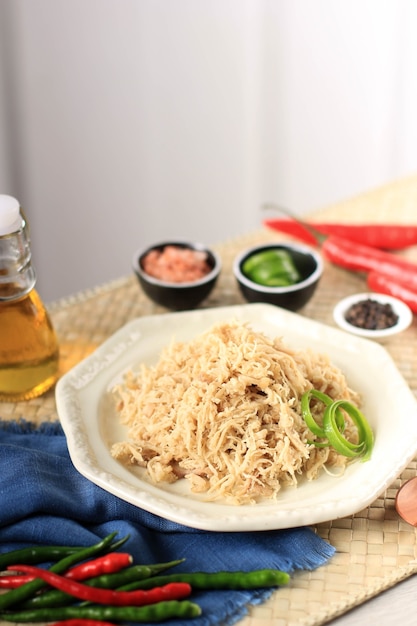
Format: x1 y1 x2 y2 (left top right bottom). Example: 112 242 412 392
325 399 374 462
301 389 335 437
255 272 296 287
349 404 374 462
242 250 294 275
301 389 346 438
242 249 301 287
301 391 374 461
323 403 366 458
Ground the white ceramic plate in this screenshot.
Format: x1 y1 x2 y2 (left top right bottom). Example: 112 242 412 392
56 303 417 532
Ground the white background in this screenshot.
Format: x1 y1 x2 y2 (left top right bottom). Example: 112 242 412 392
1 0 417 301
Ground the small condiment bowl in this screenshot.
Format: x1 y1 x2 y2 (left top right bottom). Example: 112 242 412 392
133 241 221 310
333 292 413 341
233 242 323 311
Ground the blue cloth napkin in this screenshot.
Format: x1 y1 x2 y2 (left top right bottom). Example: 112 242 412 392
0 419 335 625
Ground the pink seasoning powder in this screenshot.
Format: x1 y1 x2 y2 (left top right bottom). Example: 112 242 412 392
142 246 212 283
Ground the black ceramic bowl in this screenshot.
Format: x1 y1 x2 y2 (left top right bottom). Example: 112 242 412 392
233 242 323 311
133 241 221 310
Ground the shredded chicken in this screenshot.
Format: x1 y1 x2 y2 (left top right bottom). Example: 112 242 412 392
111 320 360 505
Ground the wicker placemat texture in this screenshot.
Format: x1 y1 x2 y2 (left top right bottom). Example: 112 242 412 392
1 175 417 625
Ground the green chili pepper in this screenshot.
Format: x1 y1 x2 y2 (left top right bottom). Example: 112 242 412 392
242 249 302 287
116 568 290 591
0 547 80 571
0 533 123 611
0 600 202 623
0 536 129 572
22 560 185 609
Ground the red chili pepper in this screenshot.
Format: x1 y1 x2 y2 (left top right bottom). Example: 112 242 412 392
367 271 417 313
263 219 319 246
0 554 133 589
322 235 417 290
65 553 133 580
0 574 35 588
8 565 191 606
264 219 417 250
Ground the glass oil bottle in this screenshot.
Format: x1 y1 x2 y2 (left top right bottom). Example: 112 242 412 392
0 195 59 401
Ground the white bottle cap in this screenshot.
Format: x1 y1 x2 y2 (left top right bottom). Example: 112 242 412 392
0 195 23 236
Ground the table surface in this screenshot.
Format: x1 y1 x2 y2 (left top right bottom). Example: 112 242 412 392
2 174 417 626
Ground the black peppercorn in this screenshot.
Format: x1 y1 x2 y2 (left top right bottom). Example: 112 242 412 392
344 298 399 330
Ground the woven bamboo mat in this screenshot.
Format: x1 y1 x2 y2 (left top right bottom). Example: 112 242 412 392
2 175 417 625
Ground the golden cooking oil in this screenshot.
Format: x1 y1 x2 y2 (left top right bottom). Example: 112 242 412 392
0 195 59 401
0 287 59 401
